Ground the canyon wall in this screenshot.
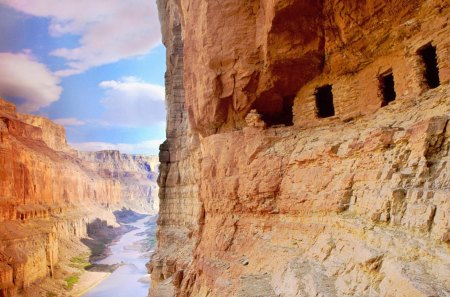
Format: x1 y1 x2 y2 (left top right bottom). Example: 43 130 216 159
17 114 68 152
78 151 160 214
150 1 203 295
151 0 450 296
0 98 158 296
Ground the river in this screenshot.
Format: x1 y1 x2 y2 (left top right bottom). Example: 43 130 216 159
83 216 156 297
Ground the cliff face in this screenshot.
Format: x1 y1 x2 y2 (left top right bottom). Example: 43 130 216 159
150 2 203 295
78 151 160 214
0 99 159 296
0 100 121 221
17 114 68 152
152 0 450 296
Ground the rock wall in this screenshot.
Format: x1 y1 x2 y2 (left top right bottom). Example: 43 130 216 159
0 98 158 296
150 1 203 295
151 0 450 296
17 114 68 152
78 150 160 214
0 99 121 222
0 212 109 296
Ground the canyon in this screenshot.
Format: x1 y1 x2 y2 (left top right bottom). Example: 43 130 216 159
151 0 450 296
0 98 159 296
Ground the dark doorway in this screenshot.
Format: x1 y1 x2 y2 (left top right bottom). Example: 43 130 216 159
380 72 396 106
255 95 295 127
418 44 440 89
315 85 335 118
278 95 295 126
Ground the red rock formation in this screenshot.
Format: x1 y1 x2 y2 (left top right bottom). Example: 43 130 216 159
17 114 68 152
150 2 202 296
0 99 159 296
0 100 121 221
151 0 450 296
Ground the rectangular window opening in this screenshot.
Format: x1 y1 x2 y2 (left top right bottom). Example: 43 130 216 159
380 72 396 107
418 44 440 89
315 84 335 118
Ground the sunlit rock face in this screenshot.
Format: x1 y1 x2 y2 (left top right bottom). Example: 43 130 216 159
0 99 121 219
17 114 68 152
152 0 450 296
78 151 160 214
0 99 159 296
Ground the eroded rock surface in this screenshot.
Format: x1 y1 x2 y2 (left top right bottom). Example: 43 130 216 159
151 0 450 296
78 151 159 214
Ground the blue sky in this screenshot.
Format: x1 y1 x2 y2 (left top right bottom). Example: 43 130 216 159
0 0 165 155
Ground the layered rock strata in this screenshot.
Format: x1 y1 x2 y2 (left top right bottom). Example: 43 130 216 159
151 0 450 296
0 99 158 296
78 151 160 214
150 1 203 295
0 99 120 222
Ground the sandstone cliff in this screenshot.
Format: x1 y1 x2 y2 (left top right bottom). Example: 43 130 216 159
17 114 68 152
78 150 160 214
0 98 158 296
151 0 450 296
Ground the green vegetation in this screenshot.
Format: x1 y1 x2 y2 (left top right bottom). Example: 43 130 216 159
64 274 80 290
69 253 90 270
46 293 57 297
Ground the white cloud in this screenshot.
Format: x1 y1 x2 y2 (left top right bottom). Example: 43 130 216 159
70 140 163 155
1 0 161 76
53 117 85 126
0 52 62 112
99 77 165 127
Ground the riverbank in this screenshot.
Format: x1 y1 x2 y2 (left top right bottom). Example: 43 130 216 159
20 209 151 297
82 216 156 297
